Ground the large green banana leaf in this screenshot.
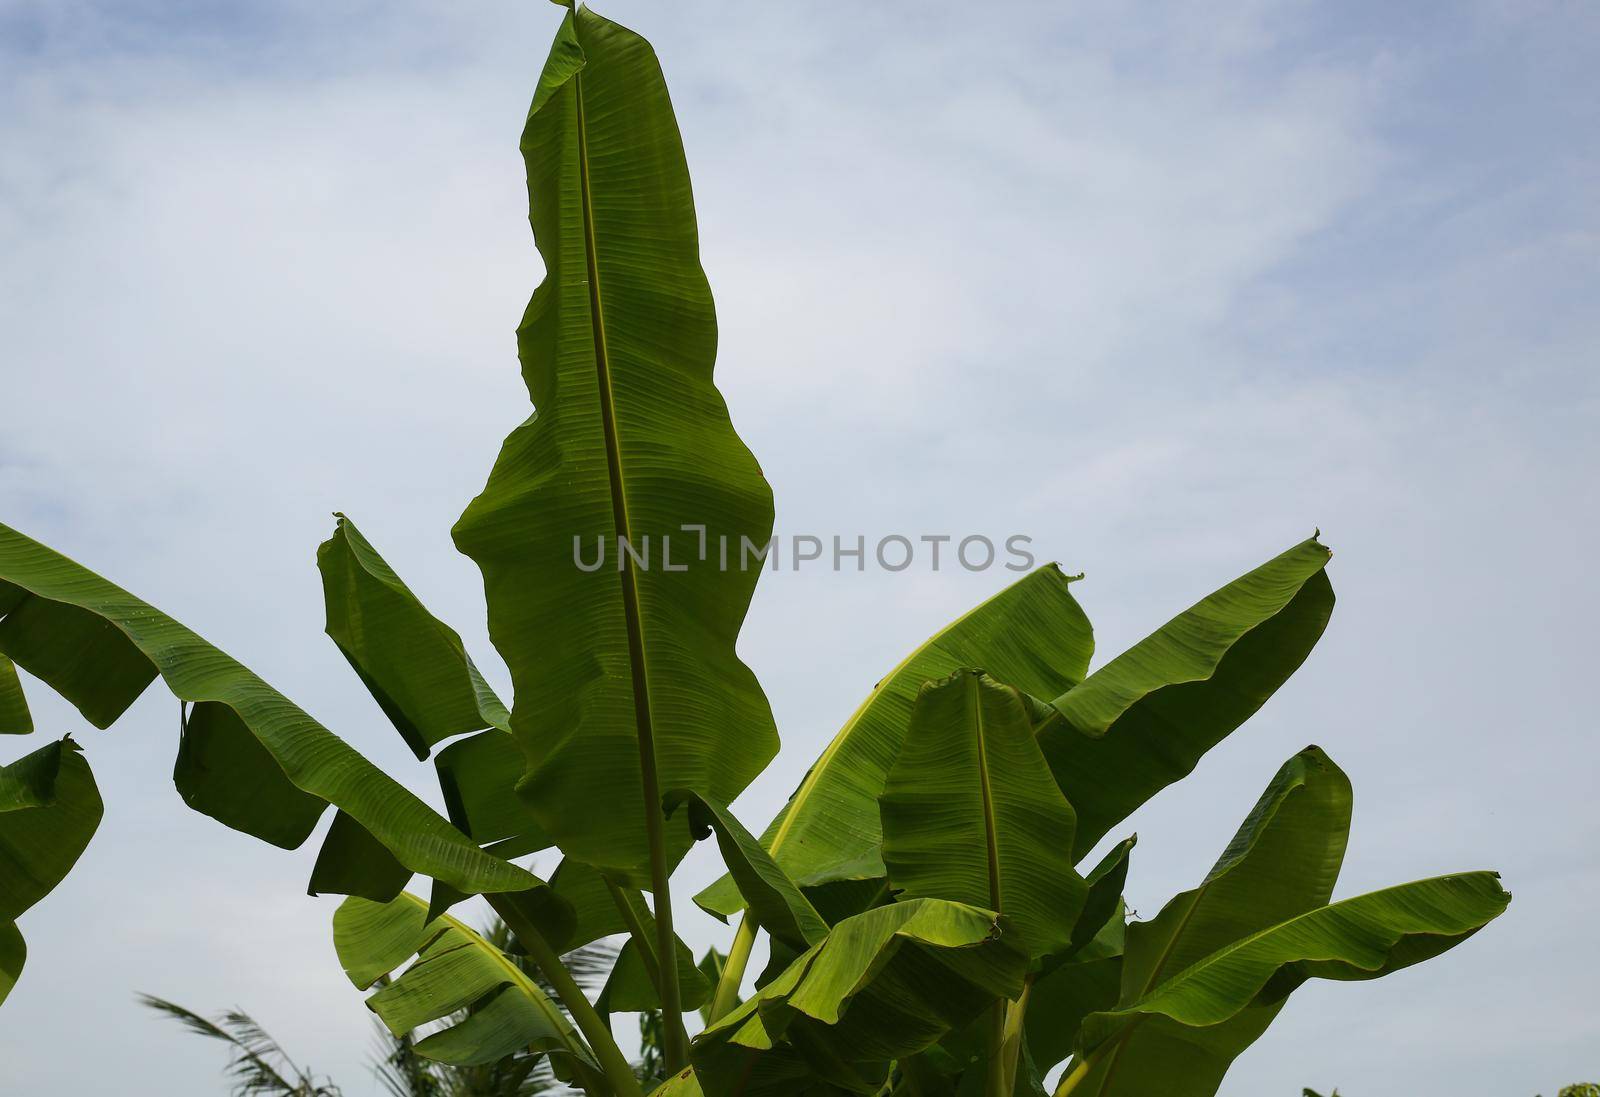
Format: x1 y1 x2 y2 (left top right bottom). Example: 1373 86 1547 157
692 899 1029 1097
450 6 776 874
0 522 531 895
1052 747 1351 1091
1036 537 1334 860
335 890 595 1072
318 514 511 759
698 565 1093 918
880 670 1085 960
1068 872 1510 1095
0 654 29 734
1 736 102 923
669 790 829 951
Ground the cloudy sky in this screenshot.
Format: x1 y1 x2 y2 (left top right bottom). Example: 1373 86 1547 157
2 0 1596 1093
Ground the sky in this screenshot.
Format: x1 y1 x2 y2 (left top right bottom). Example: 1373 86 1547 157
1 0 1596 1093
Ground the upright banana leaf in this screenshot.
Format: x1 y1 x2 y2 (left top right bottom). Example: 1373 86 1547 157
0 654 29 735
451 6 777 875
1036 537 1335 860
693 899 1029 1097
0 522 531 895
880 670 1085 959
318 514 511 759
334 891 593 1073
1068 872 1511 1094
1051 746 1351 1090
1 736 102 923
698 565 1093 917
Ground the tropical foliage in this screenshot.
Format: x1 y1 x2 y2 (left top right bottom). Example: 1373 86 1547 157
141 931 622 1097
0 5 1510 1097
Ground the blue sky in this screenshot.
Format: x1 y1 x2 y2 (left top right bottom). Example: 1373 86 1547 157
1 1 1596 1094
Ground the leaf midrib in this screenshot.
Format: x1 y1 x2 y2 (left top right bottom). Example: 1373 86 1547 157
970 675 1003 915
572 54 684 1063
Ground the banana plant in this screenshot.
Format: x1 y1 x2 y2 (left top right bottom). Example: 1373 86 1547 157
0 5 1509 1097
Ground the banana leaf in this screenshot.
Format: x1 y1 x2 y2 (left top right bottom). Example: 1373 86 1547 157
0 654 29 734
0 736 101 922
307 810 412 902
0 736 101 1009
0 920 23 1006
693 899 1029 1097
669 790 829 951
451 5 777 874
1036 537 1335 860
434 728 551 851
1051 746 1351 1089
175 701 325 850
334 890 594 1071
1069 872 1510 1095
880 670 1085 959
698 565 1093 917
1070 835 1134 956
318 514 510 759
595 903 710 1015
0 521 530 895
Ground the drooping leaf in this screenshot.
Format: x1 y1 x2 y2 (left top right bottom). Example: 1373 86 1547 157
0 736 102 922
450 6 777 875
669 790 828 951
175 701 325 851
1073 872 1510 1088
880 670 1085 960
335 891 593 1072
0 920 23 1007
0 522 532 895
692 899 1029 1097
1055 747 1352 1092
318 514 510 760
307 810 412 902
0 654 29 735
698 565 1094 917
1036 537 1335 860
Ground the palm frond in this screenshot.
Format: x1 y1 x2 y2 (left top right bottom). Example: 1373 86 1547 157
139 993 341 1097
